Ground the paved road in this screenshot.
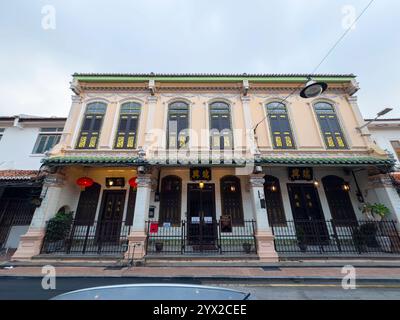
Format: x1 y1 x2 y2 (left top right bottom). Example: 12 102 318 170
1 277 400 300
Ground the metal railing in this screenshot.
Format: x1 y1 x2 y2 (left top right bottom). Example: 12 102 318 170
41 220 131 255
271 219 400 255
146 219 257 255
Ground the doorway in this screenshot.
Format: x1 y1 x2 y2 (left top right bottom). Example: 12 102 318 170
97 190 126 242
287 184 329 244
187 183 217 248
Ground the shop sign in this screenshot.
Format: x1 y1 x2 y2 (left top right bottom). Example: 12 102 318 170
288 167 313 181
190 167 212 181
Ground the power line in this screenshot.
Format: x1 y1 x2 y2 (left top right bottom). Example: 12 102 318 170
253 0 375 134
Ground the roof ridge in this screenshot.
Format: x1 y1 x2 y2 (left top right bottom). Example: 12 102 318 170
73 72 356 78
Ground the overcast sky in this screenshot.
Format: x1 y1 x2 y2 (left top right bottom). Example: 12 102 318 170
0 0 398 118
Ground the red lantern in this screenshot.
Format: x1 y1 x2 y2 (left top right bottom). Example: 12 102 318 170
76 177 94 189
129 177 138 189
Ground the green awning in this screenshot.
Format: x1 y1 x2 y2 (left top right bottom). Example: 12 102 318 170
42 156 145 166
42 155 394 168
255 157 394 166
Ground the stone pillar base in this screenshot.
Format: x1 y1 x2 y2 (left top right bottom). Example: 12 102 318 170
256 230 279 262
125 231 147 260
12 229 45 261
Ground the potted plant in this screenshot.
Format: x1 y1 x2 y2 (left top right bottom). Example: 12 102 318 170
242 242 252 254
44 211 73 253
362 203 390 221
296 226 307 252
155 241 164 252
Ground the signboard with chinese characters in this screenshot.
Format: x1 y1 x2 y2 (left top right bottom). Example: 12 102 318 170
190 167 212 181
288 167 313 181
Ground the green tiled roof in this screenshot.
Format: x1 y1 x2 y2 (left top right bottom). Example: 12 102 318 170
256 157 395 166
42 156 145 166
43 155 394 167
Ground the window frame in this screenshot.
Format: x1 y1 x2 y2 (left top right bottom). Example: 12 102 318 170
209 101 233 150
158 175 182 226
76 102 107 150
220 176 244 226
313 102 347 150
167 101 189 149
114 102 141 149
32 133 62 154
265 102 296 149
263 175 286 226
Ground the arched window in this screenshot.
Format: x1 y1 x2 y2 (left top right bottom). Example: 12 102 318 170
264 175 286 225
314 102 347 149
266 102 295 149
167 101 189 149
159 176 182 225
210 102 233 150
220 176 244 226
114 102 141 149
76 102 107 149
322 175 356 223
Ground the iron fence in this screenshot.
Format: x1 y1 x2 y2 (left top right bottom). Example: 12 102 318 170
271 219 400 255
41 220 131 255
146 219 257 255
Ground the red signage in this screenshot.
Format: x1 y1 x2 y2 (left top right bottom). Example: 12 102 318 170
150 222 159 233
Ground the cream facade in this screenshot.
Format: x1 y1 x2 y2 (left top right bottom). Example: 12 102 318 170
13 74 400 261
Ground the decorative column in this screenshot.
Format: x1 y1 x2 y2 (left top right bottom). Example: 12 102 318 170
249 175 279 262
12 173 65 260
63 95 83 150
144 96 158 151
125 174 153 260
241 96 255 156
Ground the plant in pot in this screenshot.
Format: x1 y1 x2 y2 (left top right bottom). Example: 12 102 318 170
242 242 252 254
362 203 390 221
296 226 307 252
44 211 73 252
155 241 164 252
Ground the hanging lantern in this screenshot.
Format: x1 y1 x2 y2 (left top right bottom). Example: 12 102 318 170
129 177 138 189
76 177 94 189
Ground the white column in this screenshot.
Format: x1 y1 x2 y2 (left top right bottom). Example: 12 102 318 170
144 96 158 150
249 175 278 262
13 173 65 260
241 96 256 155
62 95 83 151
125 174 152 259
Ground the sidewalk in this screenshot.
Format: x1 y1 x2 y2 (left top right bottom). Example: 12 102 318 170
1 264 400 282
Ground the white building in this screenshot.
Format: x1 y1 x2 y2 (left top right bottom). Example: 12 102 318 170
366 118 400 225
0 115 65 251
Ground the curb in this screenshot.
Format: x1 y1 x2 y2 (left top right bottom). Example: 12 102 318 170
0 274 400 284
